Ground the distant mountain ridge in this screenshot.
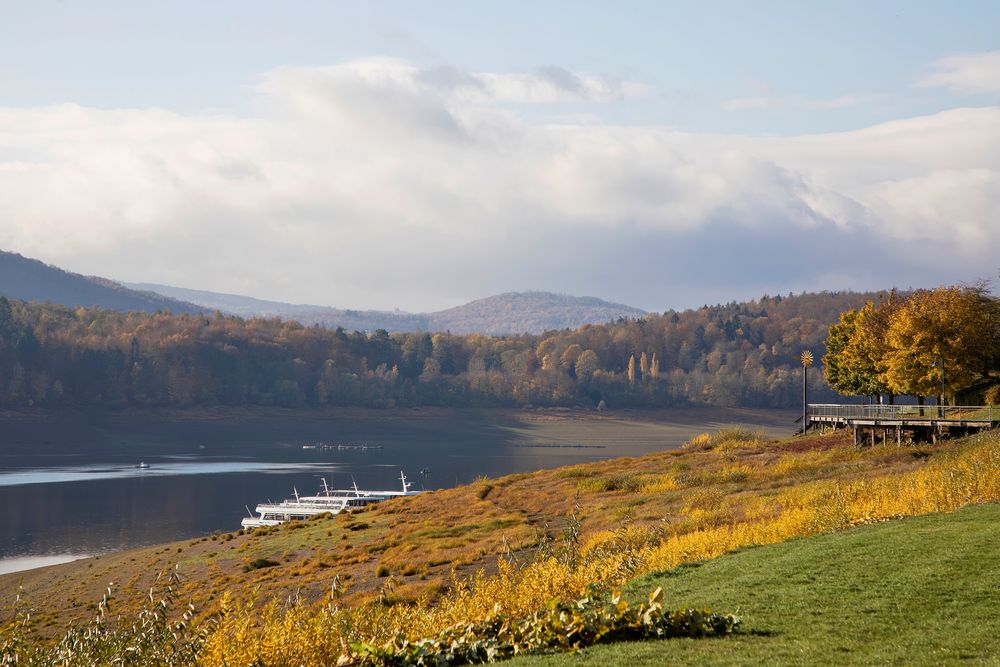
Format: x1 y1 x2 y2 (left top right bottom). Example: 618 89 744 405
127 284 646 335
429 292 646 335
0 251 204 314
0 249 644 334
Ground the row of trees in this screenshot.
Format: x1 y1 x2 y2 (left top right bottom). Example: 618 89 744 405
0 290 880 410
823 284 1000 406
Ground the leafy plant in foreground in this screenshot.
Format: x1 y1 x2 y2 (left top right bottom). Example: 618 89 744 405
349 587 739 666
1 569 210 667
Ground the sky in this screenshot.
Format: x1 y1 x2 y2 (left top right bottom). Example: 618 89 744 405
1 1 998 313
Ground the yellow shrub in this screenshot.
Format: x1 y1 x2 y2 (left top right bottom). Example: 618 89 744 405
639 474 680 493
684 433 712 449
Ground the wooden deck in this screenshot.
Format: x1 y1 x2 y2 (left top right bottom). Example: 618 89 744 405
807 404 998 445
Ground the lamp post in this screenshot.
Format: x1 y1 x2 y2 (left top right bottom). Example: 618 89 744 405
932 357 945 417
801 351 813 435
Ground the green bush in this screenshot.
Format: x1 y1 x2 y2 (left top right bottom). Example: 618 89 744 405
242 558 279 572
352 587 739 665
577 474 644 493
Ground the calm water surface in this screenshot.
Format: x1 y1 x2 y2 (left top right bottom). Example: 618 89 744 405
0 408 793 574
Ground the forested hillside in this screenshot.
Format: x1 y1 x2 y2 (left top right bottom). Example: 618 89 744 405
0 290 880 409
0 251 203 315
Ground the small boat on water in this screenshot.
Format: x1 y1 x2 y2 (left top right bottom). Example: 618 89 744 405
302 442 384 451
241 471 420 529
136 462 150 469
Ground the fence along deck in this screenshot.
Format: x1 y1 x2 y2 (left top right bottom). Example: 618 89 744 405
807 404 999 445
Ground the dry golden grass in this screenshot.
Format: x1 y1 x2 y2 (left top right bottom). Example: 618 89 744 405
6 424 999 662
199 428 1000 666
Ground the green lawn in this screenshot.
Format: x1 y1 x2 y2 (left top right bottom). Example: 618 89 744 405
511 503 1000 666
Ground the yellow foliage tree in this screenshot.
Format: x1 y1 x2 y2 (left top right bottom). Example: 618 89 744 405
575 349 600 383
839 294 899 400
626 354 636 384
560 344 583 372
884 286 997 403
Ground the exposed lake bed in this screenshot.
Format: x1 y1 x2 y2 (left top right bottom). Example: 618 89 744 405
0 406 794 576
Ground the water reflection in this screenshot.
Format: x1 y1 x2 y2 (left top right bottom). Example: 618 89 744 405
0 461 339 487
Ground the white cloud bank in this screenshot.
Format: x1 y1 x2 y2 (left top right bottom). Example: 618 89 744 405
0 57 998 311
919 50 1000 94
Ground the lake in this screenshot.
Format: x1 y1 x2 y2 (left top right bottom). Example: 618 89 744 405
0 406 794 575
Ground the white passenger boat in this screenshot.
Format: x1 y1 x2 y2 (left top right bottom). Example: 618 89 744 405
241 471 420 529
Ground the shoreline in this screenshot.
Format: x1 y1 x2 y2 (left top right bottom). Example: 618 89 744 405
0 403 797 424
0 406 796 579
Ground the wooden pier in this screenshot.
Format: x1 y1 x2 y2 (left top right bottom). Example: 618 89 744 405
807 404 999 446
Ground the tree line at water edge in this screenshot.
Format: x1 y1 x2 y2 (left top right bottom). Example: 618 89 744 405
0 290 896 409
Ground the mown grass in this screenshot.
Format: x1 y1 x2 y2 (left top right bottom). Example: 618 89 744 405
511 502 1000 666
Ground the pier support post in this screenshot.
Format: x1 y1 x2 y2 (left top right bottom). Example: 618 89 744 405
896 426 902 446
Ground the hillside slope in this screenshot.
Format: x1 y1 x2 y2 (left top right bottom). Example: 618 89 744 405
126 282 427 330
128 283 644 334
6 426 997 639
0 251 203 314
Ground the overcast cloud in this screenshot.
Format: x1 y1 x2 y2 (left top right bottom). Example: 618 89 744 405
1 57 998 312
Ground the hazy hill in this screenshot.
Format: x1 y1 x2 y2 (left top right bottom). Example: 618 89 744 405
428 291 646 335
127 283 645 334
0 251 204 314
126 282 426 330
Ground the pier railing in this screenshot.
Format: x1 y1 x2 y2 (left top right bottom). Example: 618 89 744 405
809 404 996 423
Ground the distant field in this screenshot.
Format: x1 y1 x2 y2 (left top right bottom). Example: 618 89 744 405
512 502 1000 666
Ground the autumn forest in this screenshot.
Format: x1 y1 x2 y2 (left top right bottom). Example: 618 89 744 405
0 290 899 410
